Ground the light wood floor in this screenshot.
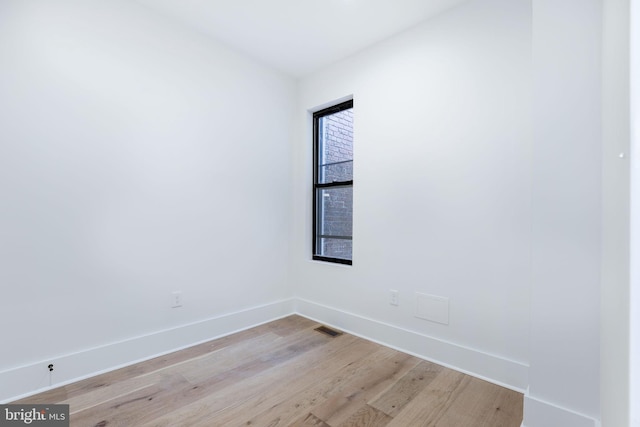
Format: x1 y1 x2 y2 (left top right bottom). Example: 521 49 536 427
15 315 523 426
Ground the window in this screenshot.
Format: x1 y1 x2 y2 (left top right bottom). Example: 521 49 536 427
313 100 353 265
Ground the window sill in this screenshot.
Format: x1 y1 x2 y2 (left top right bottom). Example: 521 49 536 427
310 256 352 267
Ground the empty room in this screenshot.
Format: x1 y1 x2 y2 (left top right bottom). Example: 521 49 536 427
0 0 636 426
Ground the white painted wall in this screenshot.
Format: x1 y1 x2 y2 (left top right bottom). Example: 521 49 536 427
601 0 631 426
0 0 295 395
294 0 532 389
528 0 602 426
631 1 640 425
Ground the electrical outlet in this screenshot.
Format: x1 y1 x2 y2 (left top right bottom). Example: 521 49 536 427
389 289 399 306
171 291 182 308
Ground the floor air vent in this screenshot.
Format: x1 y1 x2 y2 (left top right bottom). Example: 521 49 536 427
314 325 343 337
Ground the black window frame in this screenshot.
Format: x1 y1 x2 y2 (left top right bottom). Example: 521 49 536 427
312 99 354 265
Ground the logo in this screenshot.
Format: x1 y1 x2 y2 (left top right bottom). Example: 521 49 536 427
0 405 69 426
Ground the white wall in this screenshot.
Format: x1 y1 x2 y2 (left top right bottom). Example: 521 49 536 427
0 0 295 399
528 0 602 426
294 0 532 390
601 0 631 426
631 1 640 425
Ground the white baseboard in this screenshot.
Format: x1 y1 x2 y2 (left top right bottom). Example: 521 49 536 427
522 394 600 427
0 298 295 403
294 298 528 393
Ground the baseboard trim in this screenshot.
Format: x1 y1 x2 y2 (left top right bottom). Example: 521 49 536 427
522 393 600 427
0 298 295 403
294 298 528 393
1 297 531 406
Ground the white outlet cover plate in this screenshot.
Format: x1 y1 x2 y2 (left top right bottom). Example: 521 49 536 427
171 291 182 308
390 289 399 306
415 293 449 325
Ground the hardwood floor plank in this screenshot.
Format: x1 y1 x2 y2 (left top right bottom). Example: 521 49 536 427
428 376 523 427
137 330 337 426
290 413 331 427
225 335 384 427
63 332 281 414
336 404 392 427
167 332 284 383
368 360 443 417
70 373 191 426
241 346 406 427
384 368 468 427
72 328 326 426
213 334 373 426
12 386 68 405
308 349 419 426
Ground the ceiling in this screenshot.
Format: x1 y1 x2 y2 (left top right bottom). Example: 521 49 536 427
134 0 470 77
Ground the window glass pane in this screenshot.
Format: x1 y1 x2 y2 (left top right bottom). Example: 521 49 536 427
319 160 353 184
317 109 353 184
313 99 353 264
317 187 353 238
317 238 353 261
